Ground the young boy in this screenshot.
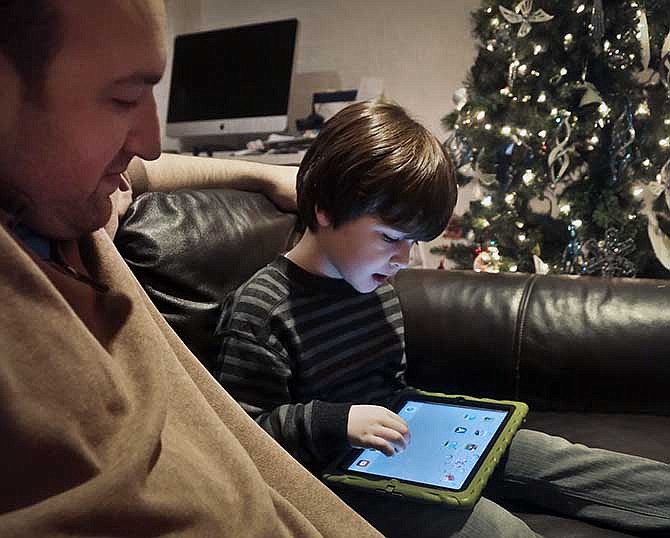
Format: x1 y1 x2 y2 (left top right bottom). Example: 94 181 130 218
215 99 457 471
215 100 670 538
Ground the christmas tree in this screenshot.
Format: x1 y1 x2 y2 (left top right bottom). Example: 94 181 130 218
435 0 670 278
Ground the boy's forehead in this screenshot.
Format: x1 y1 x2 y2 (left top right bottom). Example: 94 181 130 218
368 216 411 236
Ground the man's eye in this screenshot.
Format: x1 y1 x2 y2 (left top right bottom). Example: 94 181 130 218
382 234 401 243
112 98 139 109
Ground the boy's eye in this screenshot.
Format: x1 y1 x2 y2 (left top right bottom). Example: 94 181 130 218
382 233 401 243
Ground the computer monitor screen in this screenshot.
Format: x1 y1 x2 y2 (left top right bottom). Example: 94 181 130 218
166 18 298 139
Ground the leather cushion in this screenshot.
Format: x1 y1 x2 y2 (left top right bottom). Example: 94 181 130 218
115 189 297 371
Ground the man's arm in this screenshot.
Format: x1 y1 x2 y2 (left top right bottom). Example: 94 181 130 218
127 153 297 211
106 153 298 239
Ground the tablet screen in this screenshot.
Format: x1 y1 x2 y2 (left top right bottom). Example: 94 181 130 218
343 399 510 491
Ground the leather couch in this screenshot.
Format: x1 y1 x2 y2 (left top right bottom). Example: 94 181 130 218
115 187 670 538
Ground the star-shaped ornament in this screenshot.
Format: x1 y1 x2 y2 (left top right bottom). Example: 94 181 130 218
499 0 554 38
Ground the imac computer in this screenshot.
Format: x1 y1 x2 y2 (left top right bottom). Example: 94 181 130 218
166 18 298 152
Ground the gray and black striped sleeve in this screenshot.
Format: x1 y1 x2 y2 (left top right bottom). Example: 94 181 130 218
216 291 351 468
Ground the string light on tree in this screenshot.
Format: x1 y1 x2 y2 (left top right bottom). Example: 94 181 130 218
635 101 650 117
436 0 670 278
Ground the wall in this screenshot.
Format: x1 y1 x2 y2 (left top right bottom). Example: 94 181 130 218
157 0 483 267
158 0 480 148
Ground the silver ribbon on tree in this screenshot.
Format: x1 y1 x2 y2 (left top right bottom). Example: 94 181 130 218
590 0 605 49
641 158 670 270
547 116 572 187
460 147 498 187
635 9 670 89
609 105 636 184
499 0 554 38
444 132 474 175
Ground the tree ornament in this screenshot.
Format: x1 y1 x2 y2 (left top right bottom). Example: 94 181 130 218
547 116 572 187
496 140 534 192
608 104 636 185
641 159 670 270
578 81 604 108
578 228 637 278
660 33 670 93
473 244 502 273
499 0 554 38
452 87 468 111
460 148 498 187
635 18 670 89
589 0 605 50
637 9 652 81
444 132 474 172
533 255 549 274
561 223 582 274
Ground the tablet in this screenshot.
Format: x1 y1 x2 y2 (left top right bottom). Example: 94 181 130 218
322 391 528 508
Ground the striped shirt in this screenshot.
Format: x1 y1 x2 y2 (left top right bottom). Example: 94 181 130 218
215 256 408 469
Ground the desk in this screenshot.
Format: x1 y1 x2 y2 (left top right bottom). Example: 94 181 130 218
212 150 305 166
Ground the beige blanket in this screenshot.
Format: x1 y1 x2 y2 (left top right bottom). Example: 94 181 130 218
0 222 380 537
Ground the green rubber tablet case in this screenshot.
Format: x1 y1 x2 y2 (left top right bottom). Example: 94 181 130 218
322 391 528 509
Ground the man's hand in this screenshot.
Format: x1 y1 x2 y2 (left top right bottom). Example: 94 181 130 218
347 405 410 457
262 164 297 212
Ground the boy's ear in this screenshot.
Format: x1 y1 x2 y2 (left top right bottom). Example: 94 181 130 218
315 208 332 228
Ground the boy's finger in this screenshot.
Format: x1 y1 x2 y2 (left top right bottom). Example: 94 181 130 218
382 414 410 437
379 426 408 452
372 437 396 457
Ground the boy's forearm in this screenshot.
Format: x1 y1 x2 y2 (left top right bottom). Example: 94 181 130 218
252 400 351 467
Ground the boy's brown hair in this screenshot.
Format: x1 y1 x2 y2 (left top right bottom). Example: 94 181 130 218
296 99 457 242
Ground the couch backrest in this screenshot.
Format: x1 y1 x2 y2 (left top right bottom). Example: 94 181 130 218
395 269 670 414
116 187 670 415
115 188 297 371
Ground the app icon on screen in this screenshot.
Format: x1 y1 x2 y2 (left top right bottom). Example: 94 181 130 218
443 441 458 449
474 429 487 436
404 406 416 413
356 459 370 467
464 414 477 421
443 473 455 482
455 427 467 434
483 416 494 421
465 444 478 451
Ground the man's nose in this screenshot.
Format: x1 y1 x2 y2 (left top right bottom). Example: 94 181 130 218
124 91 162 161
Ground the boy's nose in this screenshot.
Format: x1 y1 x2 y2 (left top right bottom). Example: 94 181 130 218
391 241 412 269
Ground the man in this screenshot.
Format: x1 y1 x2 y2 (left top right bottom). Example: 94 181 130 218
0 1 380 536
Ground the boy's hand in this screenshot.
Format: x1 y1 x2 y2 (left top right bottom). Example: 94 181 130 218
347 405 411 457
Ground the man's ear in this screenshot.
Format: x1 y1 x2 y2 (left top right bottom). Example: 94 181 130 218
315 207 332 228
